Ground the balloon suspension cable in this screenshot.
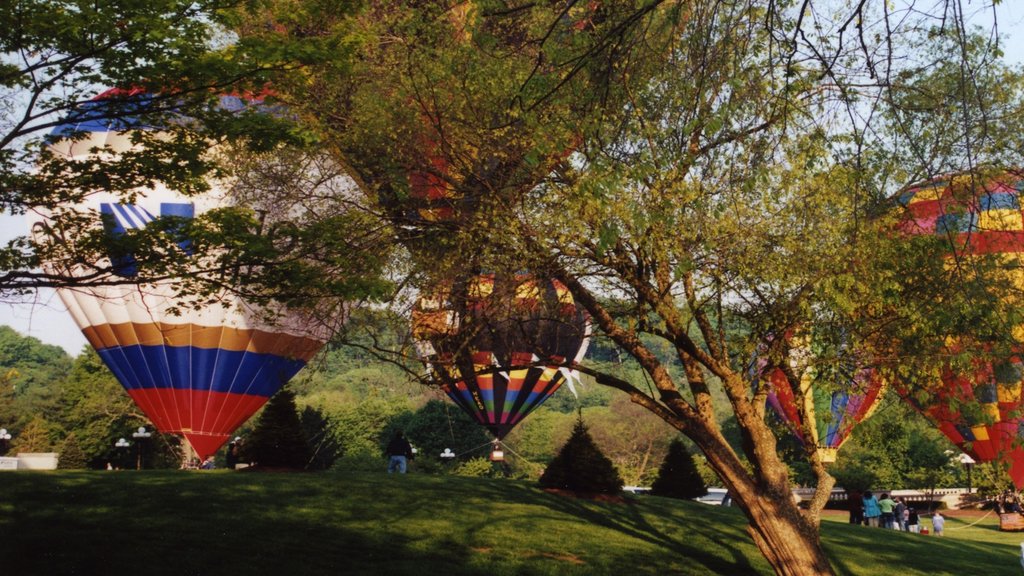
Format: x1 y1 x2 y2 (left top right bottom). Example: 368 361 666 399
492 439 545 475
449 439 544 474
453 440 499 459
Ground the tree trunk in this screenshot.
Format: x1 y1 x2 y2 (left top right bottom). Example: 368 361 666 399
737 485 834 576
694 425 835 576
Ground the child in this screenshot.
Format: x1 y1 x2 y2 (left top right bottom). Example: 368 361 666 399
907 508 920 534
931 512 945 536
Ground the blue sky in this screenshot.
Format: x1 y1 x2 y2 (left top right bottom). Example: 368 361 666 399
3 3 1024 356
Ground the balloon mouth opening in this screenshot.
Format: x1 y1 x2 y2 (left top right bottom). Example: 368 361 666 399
183 432 230 462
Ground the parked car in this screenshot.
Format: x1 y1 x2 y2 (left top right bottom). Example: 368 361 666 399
623 486 651 495
694 488 730 505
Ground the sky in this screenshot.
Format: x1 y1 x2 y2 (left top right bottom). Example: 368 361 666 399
2 2 1024 356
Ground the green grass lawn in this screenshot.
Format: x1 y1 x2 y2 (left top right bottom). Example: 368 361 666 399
0 471 1018 575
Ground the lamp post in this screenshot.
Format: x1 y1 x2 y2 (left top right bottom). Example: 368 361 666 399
959 453 976 494
114 438 130 470
0 428 11 456
132 426 152 470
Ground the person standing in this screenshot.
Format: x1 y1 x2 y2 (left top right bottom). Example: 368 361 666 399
931 512 945 536
878 493 897 529
907 507 920 534
386 430 413 474
863 490 882 527
848 490 865 525
226 440 238 470
894 497 907 531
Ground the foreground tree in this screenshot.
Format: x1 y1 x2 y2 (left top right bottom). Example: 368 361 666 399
230 2 1015 574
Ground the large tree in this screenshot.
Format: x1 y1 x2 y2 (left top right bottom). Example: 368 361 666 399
229 2 1020 575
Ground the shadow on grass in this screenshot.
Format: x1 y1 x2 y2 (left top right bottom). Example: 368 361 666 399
411 477 769 575
820 521 1020 576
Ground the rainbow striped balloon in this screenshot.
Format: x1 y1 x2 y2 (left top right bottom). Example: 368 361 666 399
412 273 589 439
34 90 331 460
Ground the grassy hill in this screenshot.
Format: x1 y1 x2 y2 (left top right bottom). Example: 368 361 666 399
0 471 1017 575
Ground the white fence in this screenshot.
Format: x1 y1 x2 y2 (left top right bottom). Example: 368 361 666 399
793 487 971 509
0 453 59 470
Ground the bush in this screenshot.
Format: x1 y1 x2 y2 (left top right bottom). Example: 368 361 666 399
539 415 623 494
331 450 385 473
453 457 496 478
650 439 707 499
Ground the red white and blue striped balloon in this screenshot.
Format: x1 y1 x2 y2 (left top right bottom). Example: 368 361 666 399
35 90 330 460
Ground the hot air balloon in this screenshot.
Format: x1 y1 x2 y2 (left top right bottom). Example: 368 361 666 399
412 273 589 440
897 170 1024 488
753 332 886 463
32 89 333 461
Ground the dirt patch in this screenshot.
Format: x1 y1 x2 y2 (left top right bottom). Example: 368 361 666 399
540 552 585 565
542 488 628 504
471 547 493 554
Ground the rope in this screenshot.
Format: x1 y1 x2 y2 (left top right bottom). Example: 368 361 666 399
448 439 547 475
453 440 496 459
947 508 994 530
496 440 546 474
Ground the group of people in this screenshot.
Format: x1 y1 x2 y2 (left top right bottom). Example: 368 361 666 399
848 490 943 536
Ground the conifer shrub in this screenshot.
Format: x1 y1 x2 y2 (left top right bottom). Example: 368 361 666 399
650 438 708 499
539 415 623 494
57 433 88 469
242 386 311 469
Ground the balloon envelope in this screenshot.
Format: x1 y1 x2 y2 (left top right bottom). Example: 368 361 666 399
412 273 589 439
754 334 885 463
36 91 330 460
898 171 1024 487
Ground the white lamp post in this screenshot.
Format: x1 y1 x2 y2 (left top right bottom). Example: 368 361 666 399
132 426 152 470
114 437 131 470
958 453 976 494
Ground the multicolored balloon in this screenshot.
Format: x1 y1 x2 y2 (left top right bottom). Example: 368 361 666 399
897 170 1024 487
412 273 589 439
754 334 886 463
33 90 332 460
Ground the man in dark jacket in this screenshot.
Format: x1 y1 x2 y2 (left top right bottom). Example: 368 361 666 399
386 431 413 474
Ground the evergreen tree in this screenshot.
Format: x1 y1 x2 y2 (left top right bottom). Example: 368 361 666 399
57 433 88 470
242 387 311 470
539 415 622 494
650 439 708 500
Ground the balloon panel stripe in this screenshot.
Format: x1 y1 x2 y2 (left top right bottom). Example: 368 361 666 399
126 388 268 460
83 323 321 361
97 346 305 396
